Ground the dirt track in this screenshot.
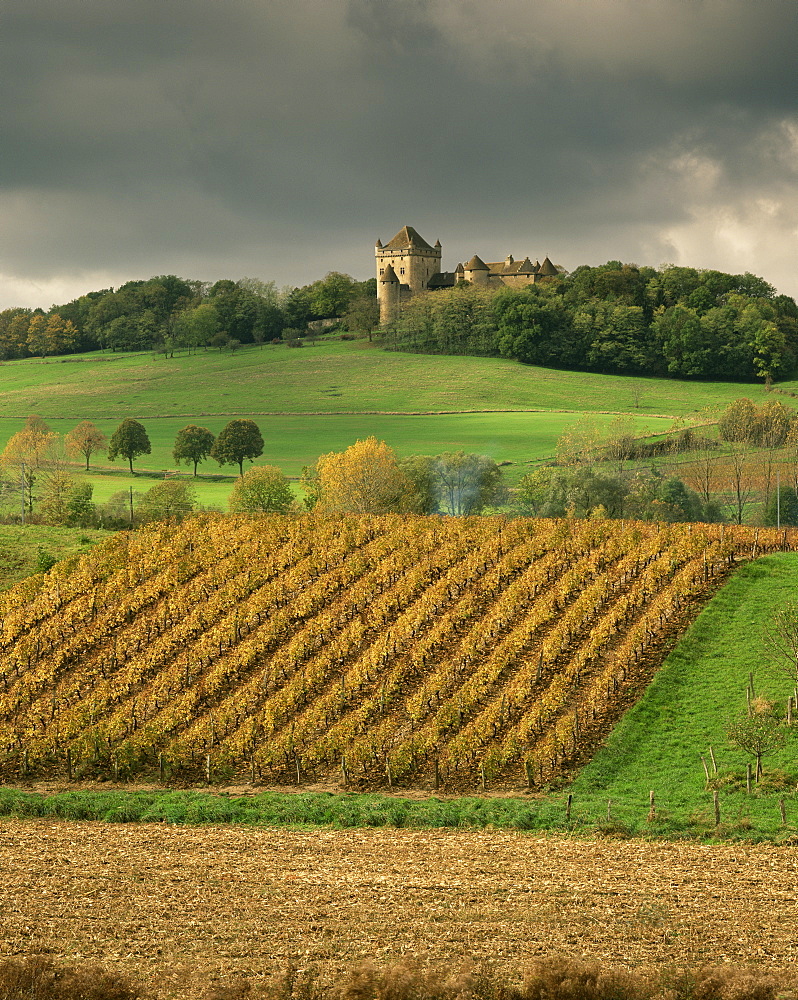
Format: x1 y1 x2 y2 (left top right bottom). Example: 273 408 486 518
1 820 797 998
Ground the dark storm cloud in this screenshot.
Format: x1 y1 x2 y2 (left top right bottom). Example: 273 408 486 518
1 0 797 308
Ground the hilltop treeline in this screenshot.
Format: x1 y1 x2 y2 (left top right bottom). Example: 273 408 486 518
386 262 798 381
0 272 377 358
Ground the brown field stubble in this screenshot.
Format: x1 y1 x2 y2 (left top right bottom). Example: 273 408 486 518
1 821 797 999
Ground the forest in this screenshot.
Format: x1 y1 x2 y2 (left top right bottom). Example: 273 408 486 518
0 272 377 357
386 262 798 381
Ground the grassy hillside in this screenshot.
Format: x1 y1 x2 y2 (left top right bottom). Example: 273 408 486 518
547 551 798 837
1 513 794 795
0 525 109 592
0 341 779 420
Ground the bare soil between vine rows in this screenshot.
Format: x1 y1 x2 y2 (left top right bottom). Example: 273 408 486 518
1 820 797 998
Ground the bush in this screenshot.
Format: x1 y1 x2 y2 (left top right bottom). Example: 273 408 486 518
0 956 139 1000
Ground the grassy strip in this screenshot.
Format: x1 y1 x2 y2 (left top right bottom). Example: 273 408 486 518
0 779 793 841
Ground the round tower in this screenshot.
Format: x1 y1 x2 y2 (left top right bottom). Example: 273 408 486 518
463 254 489 287
377 262 400 324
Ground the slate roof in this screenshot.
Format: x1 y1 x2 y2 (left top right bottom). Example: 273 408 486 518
538 256 558 276
427 272 456 289
380 263 399 282
465 254 489 271
381 226 437 252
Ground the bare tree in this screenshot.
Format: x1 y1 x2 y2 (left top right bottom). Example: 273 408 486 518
763 602 798 689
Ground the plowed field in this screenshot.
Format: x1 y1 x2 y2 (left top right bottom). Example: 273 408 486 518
1 820 797 998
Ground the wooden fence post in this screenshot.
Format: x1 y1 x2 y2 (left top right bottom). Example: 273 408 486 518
565 793 572 823
713 790 720 827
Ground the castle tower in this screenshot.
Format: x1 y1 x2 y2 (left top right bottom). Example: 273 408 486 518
463 254 489 286
376 226 442 322
377 262 400 324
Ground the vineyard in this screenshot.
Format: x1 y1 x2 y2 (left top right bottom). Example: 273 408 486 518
0 514 794 789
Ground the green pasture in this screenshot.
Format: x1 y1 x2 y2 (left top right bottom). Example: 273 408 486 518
0 340 781 421
0 411 673 502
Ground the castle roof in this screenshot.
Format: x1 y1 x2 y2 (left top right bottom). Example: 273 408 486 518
427 272 456 289
464 254 489 271
375 238 383 249
538 256 558 276
517 257 537 274
380 263 399 283
382 226 437 252
455 262 464 273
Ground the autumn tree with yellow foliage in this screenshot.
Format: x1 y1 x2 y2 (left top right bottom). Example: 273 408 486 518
313 436 414 514
0 416 72 518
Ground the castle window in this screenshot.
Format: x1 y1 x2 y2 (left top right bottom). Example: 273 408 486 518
400 267 405 275
379 268 384 275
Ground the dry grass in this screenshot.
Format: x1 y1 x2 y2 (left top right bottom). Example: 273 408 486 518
1 821 797 999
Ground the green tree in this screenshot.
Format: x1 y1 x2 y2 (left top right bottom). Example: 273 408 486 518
25 314 48 357
65 420 107 471
311 272 356 318
172 425 215 477
516 467 556 515
64 482 96 527
411 451 505 516
343 296 381 340
107 419 151 473
764 485 798 527
228 465 295 513
210 419 264 475
727 700 787 781
173 303 219 353
137 480 197 522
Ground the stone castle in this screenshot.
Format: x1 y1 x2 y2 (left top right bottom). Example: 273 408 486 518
376 225 560 323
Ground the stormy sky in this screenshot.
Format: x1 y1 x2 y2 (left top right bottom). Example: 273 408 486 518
2 0 797 309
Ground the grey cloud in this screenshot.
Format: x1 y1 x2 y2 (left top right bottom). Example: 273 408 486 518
1 0 797 308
